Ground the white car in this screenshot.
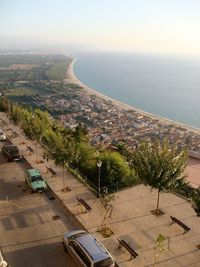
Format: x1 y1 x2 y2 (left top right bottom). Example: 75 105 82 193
0 129 6 141
63 230 115 267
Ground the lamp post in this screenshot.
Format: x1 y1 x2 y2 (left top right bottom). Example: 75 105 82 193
97 159 102 198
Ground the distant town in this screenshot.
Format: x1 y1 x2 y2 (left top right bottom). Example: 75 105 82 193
0 52 200 156
31 84 200 154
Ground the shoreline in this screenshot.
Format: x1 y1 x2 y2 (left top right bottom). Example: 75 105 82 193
66 58 200 135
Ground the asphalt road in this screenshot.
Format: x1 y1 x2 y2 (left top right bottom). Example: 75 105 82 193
0 140 78 267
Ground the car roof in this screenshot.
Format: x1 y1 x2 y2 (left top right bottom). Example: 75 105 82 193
27 168 41 176
75 233 110 262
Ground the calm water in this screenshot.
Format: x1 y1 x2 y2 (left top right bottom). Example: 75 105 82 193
73 52 200 128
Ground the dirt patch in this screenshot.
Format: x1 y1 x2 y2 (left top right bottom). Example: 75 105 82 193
61 187 71 192
151 209 164 216
52 215 60 221
98 227 114 238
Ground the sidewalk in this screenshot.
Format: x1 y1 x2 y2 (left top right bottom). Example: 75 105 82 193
1 112 200 267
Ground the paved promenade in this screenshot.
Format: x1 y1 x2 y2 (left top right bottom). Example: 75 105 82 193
1 112 200 267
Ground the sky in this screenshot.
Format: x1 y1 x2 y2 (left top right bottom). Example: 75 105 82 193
1 0 200 54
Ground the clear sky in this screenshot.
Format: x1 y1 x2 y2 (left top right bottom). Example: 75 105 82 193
1 0 200 54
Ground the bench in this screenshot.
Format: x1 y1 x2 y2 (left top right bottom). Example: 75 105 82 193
46 166 57 177
76 197 92 212
26 145 34 154
117 238 138 260
170 216 191 234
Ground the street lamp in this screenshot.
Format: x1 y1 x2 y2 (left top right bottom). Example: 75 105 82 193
97 159 102 198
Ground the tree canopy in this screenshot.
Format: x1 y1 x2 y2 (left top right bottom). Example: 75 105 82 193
131 141 188 213
191 187 200 217
100 151 133 187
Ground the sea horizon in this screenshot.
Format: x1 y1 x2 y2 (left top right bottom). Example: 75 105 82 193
72 52 200 129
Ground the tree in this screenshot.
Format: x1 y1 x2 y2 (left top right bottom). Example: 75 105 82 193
98 194 115 238
100 151 133 188
75 142 97 178
50 133 78 191
191 187 200 217
27 110 52 163
73 123 88 143
114 140 131 160
9 103 23 124
131 141 188 214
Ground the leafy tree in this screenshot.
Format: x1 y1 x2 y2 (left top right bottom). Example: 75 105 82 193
42 128 58 151
49 132 78 190
100 151 132 187
9 103 23 124
131 141 188 214
22 109 52 163
73 123 88 143
75 142 97 178
191 187 200 217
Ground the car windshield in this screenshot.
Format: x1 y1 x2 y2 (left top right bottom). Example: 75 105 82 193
94 257 114 267
32 175 43 182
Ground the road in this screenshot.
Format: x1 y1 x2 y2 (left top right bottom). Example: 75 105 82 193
0 140 78 267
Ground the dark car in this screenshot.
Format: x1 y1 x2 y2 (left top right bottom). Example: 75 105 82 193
1 145 22 162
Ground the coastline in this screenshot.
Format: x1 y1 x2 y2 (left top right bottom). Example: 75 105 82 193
66 58 200 135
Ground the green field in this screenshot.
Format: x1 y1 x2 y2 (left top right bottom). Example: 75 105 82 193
45 62 70 80
0 54 72 82
6 85 46 96
0 53 78 108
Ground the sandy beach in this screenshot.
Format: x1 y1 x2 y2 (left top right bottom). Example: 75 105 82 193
66 58 200 135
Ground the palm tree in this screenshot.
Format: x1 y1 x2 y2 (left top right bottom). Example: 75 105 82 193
114 140 130 159
131 141 188 214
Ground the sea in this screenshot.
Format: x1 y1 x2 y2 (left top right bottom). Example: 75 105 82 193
73 52 200 129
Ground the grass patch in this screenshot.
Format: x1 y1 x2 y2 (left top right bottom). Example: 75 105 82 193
7 87 37 96
45 63 68 80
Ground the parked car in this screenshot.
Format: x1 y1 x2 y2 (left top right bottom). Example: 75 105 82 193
0 129 6 141
0 250 7 267
63 230 115 267
1 145 22 162
26 168 47 193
